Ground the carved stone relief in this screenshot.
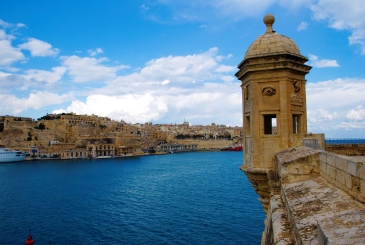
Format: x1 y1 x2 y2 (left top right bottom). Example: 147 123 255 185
291 80 300 93
262 86 276 96
291 94 303 107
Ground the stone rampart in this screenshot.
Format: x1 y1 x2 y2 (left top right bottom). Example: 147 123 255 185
325 144 365 156
262 147 365 245
319 152 365 203
174 139 234 150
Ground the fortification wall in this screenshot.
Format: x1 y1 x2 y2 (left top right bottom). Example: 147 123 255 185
325 144 365 156
262 147 365 245
319 152 365 203
174 139 234 150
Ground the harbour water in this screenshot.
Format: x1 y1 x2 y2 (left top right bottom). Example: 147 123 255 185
0 151 265 245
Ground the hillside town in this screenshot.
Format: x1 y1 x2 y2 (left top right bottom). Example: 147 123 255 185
0 113 243 160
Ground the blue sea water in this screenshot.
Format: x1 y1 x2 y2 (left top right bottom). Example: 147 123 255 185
0 151 265 245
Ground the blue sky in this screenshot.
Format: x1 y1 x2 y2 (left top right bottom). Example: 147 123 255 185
0 0 364 138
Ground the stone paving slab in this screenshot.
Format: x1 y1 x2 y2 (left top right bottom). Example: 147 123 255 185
282 176 365 245
318 210 365 245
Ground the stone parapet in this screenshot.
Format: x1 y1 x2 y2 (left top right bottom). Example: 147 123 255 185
319 152 365 203
269 146 365 244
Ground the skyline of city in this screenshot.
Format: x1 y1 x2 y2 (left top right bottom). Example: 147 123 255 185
0 0 364 138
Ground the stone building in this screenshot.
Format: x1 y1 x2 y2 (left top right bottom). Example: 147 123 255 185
235 13 313 211
236 14 365 244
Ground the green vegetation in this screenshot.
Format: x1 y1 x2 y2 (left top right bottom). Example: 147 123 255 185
34 123 46 130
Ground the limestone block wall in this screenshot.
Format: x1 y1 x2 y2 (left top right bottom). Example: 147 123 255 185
264 147 365 245
174 139 234 150
319 151 365 203
325 144 365 156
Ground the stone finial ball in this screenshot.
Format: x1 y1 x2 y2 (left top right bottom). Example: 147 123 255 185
263 14 275 25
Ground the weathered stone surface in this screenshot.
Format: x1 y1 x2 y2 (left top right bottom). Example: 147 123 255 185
348 161 359 176
275 146 321 184
318 210 365 245
282 177 365 245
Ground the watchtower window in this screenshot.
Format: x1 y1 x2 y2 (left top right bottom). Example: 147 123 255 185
293 115 301 134
264 114 277 135
245 116 251 135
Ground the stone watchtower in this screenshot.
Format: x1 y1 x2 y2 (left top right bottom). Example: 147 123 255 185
235 14 311 211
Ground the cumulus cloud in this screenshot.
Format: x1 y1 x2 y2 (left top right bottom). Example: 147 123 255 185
346 106 365 121
19 38 59 57
306 78 365 133
0 92 74 115
308 54 339 68
0 29 25 65
310 0 365 54
297 21 308 31
0 39 25 66
53 48 242 126
24 67 66 84
60 55 129 83
56 84 242 125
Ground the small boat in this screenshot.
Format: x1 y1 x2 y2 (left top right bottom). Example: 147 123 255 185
221 144 243 151
96 155 112 159
229 146 243 151
25 230 34 245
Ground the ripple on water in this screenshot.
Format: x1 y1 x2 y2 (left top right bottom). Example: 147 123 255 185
0 151 265 245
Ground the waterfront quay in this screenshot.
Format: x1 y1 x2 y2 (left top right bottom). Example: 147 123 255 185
0 113 242 160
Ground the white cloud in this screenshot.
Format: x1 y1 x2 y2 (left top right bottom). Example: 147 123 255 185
24 67 66 84
308 54 339 68
215 64 236 73
53 48 243 126
0 39 25 66
346 106 365 121
88 48 103 56
60 55 129 83
0 19 26 29
0 19 12 28
19 38 59 57
0 92 74 115
297 21 308 31
16 23 26 28
58 83 242 125
307 78 365 134
220 75 235 83
310 0 365 54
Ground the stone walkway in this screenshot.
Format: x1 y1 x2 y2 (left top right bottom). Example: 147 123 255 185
282 176 365 244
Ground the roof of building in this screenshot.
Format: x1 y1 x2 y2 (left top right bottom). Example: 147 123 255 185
244 14 300 58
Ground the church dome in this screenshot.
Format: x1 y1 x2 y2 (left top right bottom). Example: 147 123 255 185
245 14 300 58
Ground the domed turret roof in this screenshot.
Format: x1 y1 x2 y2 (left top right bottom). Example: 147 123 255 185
245 14 300 58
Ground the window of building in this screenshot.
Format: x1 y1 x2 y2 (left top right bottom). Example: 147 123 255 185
293 115 301 134
264 114 277 135
245 116 250 135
